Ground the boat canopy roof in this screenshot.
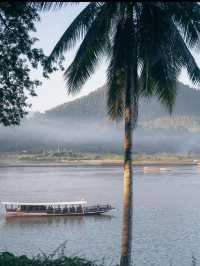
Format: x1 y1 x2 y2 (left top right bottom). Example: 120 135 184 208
1 200 87 206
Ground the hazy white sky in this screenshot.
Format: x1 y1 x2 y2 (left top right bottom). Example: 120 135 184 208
29 3 200 112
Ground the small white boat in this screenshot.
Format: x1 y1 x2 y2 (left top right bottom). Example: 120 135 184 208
143 167 171 173
1 200 114 218
159 168 171 171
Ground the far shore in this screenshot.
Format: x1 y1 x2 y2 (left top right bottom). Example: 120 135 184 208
0 158 198 167
0 152 199 167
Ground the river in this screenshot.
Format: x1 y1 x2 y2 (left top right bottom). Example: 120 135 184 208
0 165 200 266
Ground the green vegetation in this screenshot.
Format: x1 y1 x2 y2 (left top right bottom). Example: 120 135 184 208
0 3 62 126
0 252 97 266
17 151 103 162
0 252 198 266
13 152 199 164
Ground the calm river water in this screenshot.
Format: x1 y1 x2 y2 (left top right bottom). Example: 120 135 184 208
0 165 200 266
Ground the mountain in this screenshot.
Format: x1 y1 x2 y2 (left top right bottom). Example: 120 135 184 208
46 85 107 121
1 82 200 154
45 82 200 121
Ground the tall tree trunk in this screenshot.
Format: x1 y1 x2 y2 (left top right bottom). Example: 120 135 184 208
120 4 137 266
120 67 133 266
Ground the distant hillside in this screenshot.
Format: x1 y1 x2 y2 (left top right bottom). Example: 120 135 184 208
45 82 200 122
46 85 107 121
1 82 200 154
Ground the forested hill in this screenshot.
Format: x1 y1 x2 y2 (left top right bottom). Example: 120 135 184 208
45 82 200 121
45 85 107 121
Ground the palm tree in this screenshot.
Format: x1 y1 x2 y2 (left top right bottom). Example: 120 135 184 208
36 2 200 266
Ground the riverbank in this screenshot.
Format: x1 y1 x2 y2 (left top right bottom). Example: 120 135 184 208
0 153 199 167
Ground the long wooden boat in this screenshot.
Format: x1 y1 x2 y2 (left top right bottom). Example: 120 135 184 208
1 200 114 218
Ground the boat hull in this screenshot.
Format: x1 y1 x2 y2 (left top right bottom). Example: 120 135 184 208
5 210 111 218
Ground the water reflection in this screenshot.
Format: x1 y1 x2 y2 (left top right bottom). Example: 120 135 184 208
3 214 114 228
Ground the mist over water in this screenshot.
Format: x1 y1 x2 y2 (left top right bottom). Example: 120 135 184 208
1 115 200 154
1 165 200 266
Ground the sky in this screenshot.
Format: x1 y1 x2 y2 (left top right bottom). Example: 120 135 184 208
29 3 200 113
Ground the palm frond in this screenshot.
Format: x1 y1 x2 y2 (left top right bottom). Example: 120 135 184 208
138 3 181 112
45 2 100 65
165 2 200 49
149 62 178 114
169 20 200 85
31 2 79 12
65 3 117 95
107 65 125 121
139 50 178 113
107 20 126 121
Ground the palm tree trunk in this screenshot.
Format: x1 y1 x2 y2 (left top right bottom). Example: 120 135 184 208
120 5 137 266
120 67 133 266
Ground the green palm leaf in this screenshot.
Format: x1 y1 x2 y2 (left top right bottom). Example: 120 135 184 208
170 21 200 85
165 2 200 48
107 20 126 121
46 3 100 65
31 2 79 11
65 3 117 94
